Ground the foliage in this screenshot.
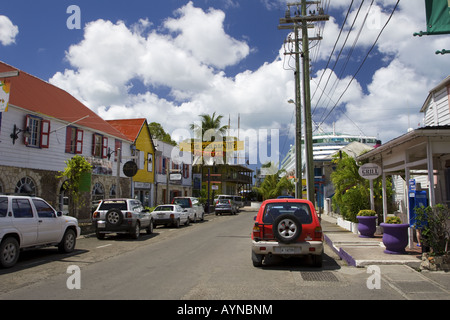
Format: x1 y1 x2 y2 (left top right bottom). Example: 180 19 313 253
414 204 450 256
253 170 293 201
57 155 92 215
148 122 177 146
189 112 229 139
331 152 393 223
358 210 376 216
385 216 402 224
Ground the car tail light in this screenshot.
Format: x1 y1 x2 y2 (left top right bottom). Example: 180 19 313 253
93 211 99 218
253 224 261 241
314 226 323 239
126 212 133 218
170 214 175 219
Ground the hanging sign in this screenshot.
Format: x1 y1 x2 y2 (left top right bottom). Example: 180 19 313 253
358 163 382 180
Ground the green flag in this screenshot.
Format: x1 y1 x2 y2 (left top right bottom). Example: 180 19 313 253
425 0 450 35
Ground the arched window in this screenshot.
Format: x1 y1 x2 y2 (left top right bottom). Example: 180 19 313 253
15 177 37 195
92 182 105 202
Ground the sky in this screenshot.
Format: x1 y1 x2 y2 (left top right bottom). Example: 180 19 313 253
1 0 450 167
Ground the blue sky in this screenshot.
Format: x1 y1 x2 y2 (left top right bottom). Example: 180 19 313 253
2 0 450 166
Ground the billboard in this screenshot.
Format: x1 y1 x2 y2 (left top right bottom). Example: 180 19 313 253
425 0 450 35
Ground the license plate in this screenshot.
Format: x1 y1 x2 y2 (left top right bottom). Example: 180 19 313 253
97 221 106 228
279 247 296 254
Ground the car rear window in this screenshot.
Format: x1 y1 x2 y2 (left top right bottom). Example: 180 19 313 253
263 202 312 224
155 205 174 211
173 198 190 208
218 199 230 204
99 200 128 211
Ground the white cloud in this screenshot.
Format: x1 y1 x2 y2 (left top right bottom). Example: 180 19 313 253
0 15 18 46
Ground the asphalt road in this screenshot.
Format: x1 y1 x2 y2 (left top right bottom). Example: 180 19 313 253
0 208 447 301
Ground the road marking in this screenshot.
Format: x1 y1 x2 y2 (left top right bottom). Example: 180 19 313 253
96 244 112 249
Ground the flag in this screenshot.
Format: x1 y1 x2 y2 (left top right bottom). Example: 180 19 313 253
425 0 450 35
0 79 11 112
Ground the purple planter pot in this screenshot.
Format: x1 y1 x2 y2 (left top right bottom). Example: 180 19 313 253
380 223 409 254
356 216 377 238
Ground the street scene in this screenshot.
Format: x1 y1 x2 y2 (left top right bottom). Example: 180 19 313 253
1 0 450 306
1 208 448 301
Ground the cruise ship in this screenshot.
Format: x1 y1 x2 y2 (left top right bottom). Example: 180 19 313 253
281 131 380 174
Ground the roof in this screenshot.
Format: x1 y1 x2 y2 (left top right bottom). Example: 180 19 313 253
0 61 130 141
420 75 450 112
107 118 147 142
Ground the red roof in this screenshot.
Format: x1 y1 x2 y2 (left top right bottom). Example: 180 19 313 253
107 118 147 142
0 61 131 141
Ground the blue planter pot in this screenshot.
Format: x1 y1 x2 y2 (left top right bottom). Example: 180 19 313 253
380 223 409 254
357 216 377 238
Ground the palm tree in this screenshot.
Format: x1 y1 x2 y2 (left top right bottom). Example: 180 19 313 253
189 112 228 140
253 167 294 201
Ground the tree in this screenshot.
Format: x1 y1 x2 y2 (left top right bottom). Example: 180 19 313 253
189 112 228 140
331 152 393 223
148 122 177 146
253 167 293 201
57 155 92 217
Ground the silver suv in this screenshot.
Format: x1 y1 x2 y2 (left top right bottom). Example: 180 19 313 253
0 195 80 268
92 199 153 239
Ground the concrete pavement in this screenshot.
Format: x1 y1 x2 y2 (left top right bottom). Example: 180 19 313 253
321 213 423 269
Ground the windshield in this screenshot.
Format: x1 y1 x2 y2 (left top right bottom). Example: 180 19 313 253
263 202 312 224
99 200 127 211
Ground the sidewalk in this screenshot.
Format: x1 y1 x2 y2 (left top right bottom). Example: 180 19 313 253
321 213 422 268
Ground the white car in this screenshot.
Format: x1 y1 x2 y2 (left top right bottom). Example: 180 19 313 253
0 195 81 268
172 197 204 222
152 204 189 228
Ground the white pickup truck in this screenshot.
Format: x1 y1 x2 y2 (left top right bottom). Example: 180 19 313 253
0 195 81 268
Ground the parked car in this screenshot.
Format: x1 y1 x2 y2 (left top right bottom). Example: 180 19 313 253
215 199 238 215
251 198 323 268
0 195 81 268
217 195 243 211
172 197 204 222
152 204 189 228
92 198 153 240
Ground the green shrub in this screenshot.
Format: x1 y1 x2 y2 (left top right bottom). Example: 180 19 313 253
357 210 376 216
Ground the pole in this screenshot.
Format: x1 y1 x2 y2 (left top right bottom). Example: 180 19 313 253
301 0 315 205
294 25 303 198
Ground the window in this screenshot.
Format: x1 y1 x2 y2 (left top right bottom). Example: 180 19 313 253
0 197 7 218
263 203 312 224
15 177 37 195
24 115 51 148
92 133 108 158
66 126 84 154
32 199 56 218
12 198 33 218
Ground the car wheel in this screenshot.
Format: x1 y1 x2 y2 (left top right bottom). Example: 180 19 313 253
273 214 302 244
185 217 190 226
146 220 154 234
131 222 140 239
175 218 181 228
0 237 20 268
252 250 263 267
106 208 123 226
58 229 76 253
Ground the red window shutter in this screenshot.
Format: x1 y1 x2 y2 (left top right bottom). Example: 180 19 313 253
40 120 51 148
92 134 96 156
102 136 108 158
75 129 83 154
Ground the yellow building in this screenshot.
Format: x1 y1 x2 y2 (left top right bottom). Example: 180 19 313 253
107 119 156 207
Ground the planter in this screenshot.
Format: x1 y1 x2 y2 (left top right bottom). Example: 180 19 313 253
356 216 377 238
380 223 409 254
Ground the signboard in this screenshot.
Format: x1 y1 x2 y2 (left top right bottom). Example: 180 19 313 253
425 0 450 35
179 140 244 156
123 161 138 177
358 163 382 180
170 173 182 181
0 79 11 112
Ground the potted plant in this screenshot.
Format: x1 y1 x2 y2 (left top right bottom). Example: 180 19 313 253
356 210 377 238
380 216 409 254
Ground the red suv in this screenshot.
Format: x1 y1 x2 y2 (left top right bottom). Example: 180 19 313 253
251 199 323 267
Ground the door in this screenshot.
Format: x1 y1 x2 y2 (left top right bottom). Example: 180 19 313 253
33 199 61 244
11 198 38 247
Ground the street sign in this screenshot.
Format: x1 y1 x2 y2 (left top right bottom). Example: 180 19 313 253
123 161 138 177
358 163 382 180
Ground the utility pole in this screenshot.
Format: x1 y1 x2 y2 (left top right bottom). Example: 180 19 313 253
279 1 329 204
